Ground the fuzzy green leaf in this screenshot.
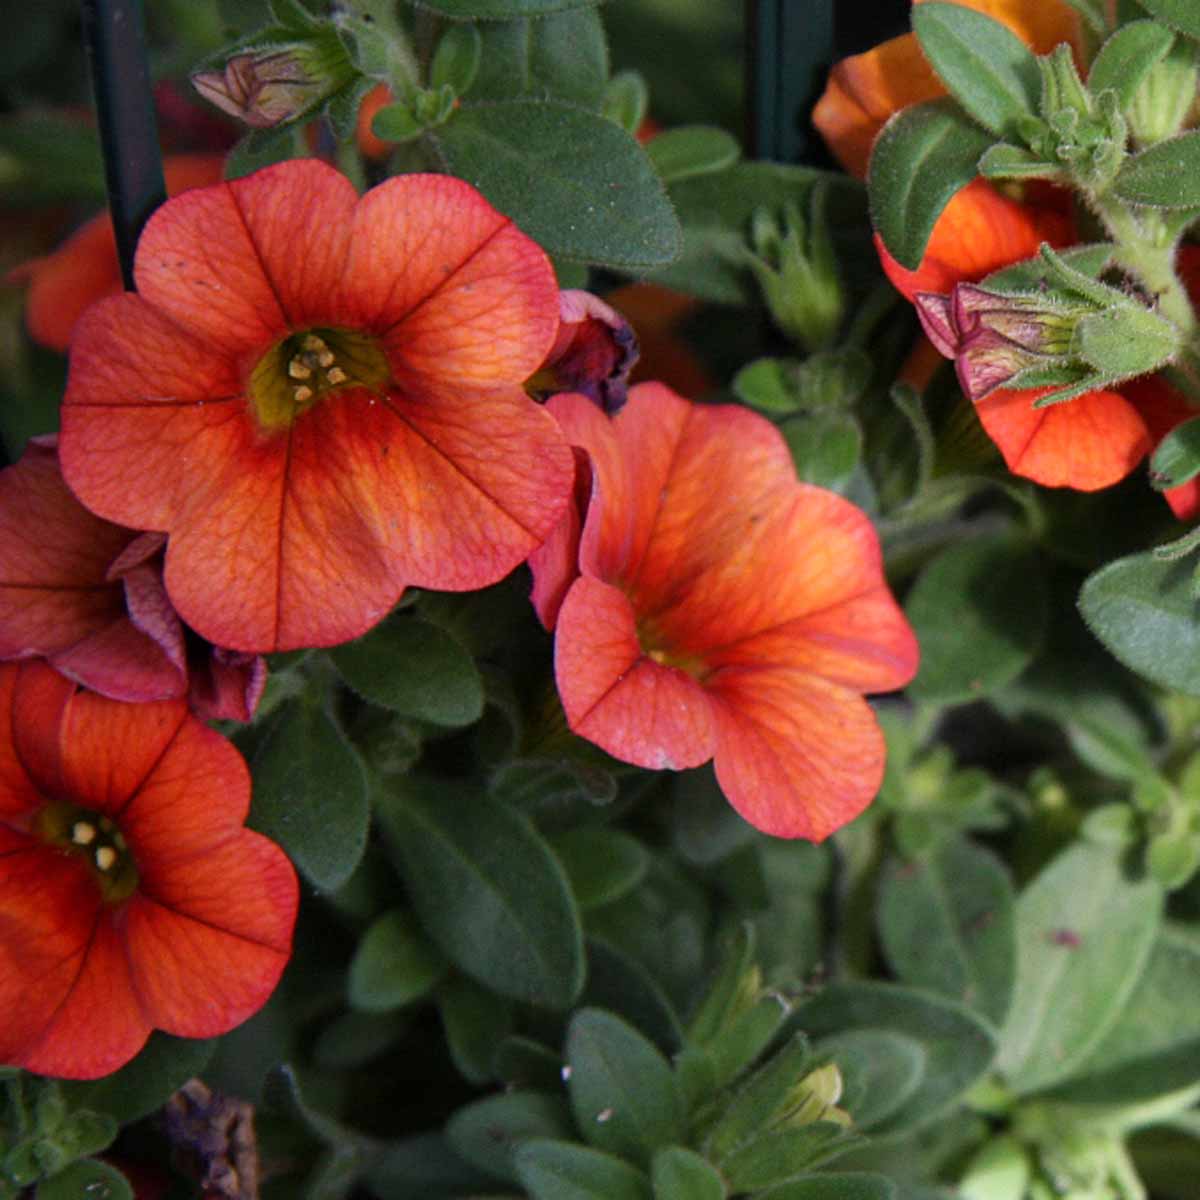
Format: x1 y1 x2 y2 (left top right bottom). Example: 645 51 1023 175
912 3 1041 136
1088 20 1176 110
330 616 484 727
447 1091 575 1183
1129 0 1200 39
753 1176 898 1200
377 777 585 1008
431 100 681 268
418 0 598 16
869 98 992 270
251 701 370 890
516 1139 654 1200
550 828 649 910
877 839 1016 1029
348 909 447 1012
651 1146 726 1200
36 1161 133 1200
996 842 1162 1093
1150 414 1200 490
1079 551 1200 695
816 1030 926 1131
1113 130 1200 206
645 126 740 183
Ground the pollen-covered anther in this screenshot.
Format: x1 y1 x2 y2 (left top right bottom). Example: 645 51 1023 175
326 366 348 385
293 385 314 404
95 845 118 872
287 359 312 380
71 821 96 846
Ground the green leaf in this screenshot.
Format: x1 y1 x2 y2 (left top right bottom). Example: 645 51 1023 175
312 1009 406 1069
371 103 424 143
516 1139 654 1200
348 909 448 1011
817 1030 926 1131
1113 131 1200 206
644 126 740 183
877 839 1016 1029
604 69 649 134
1089 20 1176 111
978 143 1063 180
869 99 992 270
551 828 649 910
1046 924 1200 1103
467 9 608 108
437 972 515 1084
719 1124 864 1191
1150 414 1200 489
364 1132 499 1200
330 616 484 727
417 0 600 17
565 1008 684 1165
36 1160 132 1200
376 776 585 1008
1079 551 1200 695
224 124 305 180
650 1147 726 1200
1130 0 1200 39
431 101 681 268
754 1176 898 1200
795 983 997 1136
983 242 1114 291
251 700 370 890
782 412 863 493
446 1091 575 1183
905 537 1049 703
61 1034 215 1125
996 841 1162 1093
583 938 685 1055
733 358 804 414
911 3 1041 137
430 21 482 93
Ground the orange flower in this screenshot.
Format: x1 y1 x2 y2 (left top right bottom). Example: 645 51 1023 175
59 159 573 653
0 660 297 1079
0 439 264 720
813 0 1078 180
532 383 918 841
8 154 226 353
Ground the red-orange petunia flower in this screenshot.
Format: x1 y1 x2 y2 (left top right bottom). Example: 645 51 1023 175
59 159 573 653
8 155 226 353
0 439 264 720
0 660 297 1079
531 383 918 841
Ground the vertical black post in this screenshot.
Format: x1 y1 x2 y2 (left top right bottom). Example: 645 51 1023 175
81 0 166 289
747 0 835 164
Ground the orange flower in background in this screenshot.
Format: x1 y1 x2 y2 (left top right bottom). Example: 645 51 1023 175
532 384 918 841
813 0 1078 179
59 158 573 653
8 154 225 353
0 660 297 1079
0 439 264 720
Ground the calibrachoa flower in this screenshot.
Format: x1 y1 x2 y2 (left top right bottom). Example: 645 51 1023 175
811 4 1193 495
8 154 225 353
531 383 918 841
0 438 264 720
59 158 573 652
0 660 297 1079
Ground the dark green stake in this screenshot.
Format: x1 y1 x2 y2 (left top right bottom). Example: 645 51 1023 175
746 0 835 164
81 0 166 289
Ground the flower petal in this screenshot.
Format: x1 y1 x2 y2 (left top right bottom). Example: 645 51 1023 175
50 617 186 704
708 667 887 841
60 293 246 533
343 173 558 387
123 832 295 1037
528 446 590 630
0 662 48 818
876 180 1073 301
7 661 75 806
555 575 714 771
134 159 357 352
975 385 1150 490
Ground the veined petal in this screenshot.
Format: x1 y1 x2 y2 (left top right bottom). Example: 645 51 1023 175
134 159 357 351
60 293 246 533
528 445 590 630
708 667 887 841
344 173 558 387
119 714 253 863
0 665 47 819
555 576 713 771
51 618 186 704
7 661 75 806
123 832 296 1037
976 385 1150 490
0 440 133 662
877 180 1073 301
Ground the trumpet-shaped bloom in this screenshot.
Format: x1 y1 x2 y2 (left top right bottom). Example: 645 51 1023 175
9 155 225 353
59 159 572 652
0 660 297 1079
0 439 264 721
532 384 918 841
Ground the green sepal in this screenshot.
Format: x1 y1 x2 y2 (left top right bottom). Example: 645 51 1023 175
1149 413 1200 489
869 98 993 271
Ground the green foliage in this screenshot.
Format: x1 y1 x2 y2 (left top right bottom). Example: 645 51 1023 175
1130 0 1200 38
35 1160 133 1200
644 126 741 183
347 909 448 1011
1112 129 1200 205
516 1139 654 1200
1088 21 1177 112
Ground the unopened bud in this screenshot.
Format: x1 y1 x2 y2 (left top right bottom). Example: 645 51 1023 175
192 37 353 129
1128 41 1200 148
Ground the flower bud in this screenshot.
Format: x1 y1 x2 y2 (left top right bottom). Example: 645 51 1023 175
192 37 354 129
1128 41 1200 148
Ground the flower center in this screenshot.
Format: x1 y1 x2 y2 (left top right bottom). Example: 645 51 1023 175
34 802 139 904
248 327 390 431
637 617 708 679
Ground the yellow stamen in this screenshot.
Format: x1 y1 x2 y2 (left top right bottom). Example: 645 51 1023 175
326 366 348 385
95 846 117 872
301 333 327 352
288 359 313 380
71 822 96 846
294 385 314 404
